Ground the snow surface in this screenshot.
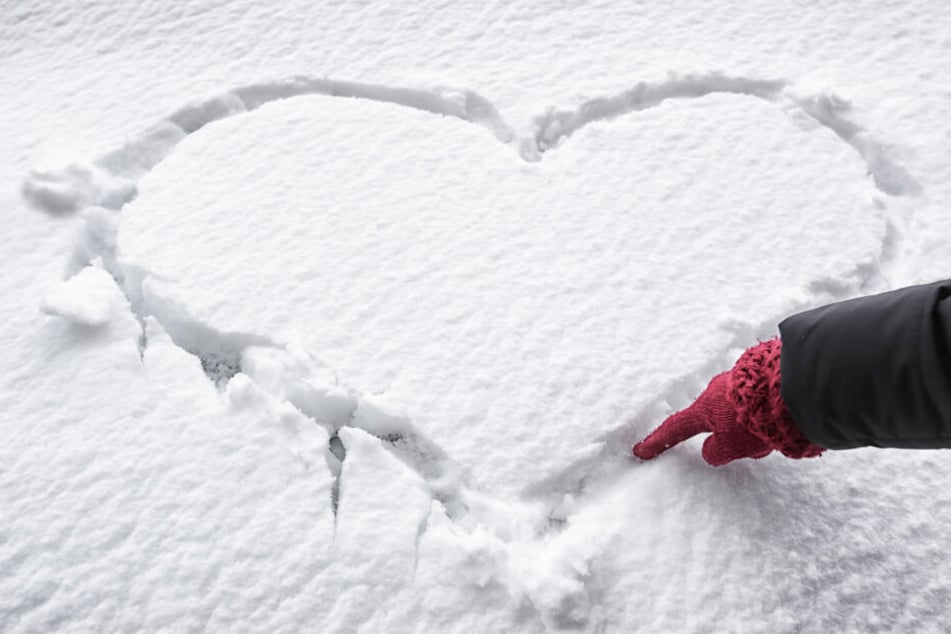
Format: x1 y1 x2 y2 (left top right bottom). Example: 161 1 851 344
115 90 884 496
4 1 951 632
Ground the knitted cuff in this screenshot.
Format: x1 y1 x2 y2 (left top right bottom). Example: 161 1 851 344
728 339 825 459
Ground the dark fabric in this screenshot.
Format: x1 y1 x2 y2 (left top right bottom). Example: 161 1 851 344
779 280 951 450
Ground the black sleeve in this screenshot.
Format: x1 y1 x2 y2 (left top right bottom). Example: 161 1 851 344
779 280 951 450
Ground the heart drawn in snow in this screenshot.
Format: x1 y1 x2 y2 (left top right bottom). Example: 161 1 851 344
34 74 901 500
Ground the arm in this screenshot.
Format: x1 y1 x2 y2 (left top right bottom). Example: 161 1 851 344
633 280 951 465
781 280 951 450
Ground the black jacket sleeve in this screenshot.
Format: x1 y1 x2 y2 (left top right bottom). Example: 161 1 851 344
779 280 951 450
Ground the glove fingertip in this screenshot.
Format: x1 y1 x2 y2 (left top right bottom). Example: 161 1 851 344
632 440 657 460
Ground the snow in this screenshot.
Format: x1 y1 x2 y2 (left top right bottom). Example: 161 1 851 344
3 0 951 632
115 89 884 496
39 259 127 327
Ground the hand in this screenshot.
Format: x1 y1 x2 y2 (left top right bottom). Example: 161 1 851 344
632 372 772 466
632 340 824 466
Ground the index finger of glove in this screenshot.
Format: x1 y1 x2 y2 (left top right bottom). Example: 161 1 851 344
632 408 713 460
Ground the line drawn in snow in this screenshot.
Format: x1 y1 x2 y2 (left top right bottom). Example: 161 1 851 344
786 92 921 196
521 247 894 507
21 77 519 215
328 432 345 518
533 75 788 149
21 72 919 219
533 73 921 197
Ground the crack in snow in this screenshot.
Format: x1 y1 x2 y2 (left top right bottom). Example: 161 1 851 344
411 503 432 581
327 433 345 524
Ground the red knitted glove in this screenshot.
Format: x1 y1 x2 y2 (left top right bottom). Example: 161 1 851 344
632 339 824 466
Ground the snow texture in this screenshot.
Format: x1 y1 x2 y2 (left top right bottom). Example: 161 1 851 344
39 259 128 327
115 90 885 497
3 1 951 632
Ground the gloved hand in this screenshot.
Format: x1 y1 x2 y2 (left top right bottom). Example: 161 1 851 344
632 371 772 465
632 339 825 466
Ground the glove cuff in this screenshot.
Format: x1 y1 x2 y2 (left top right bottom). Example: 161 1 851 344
729 339 825 459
